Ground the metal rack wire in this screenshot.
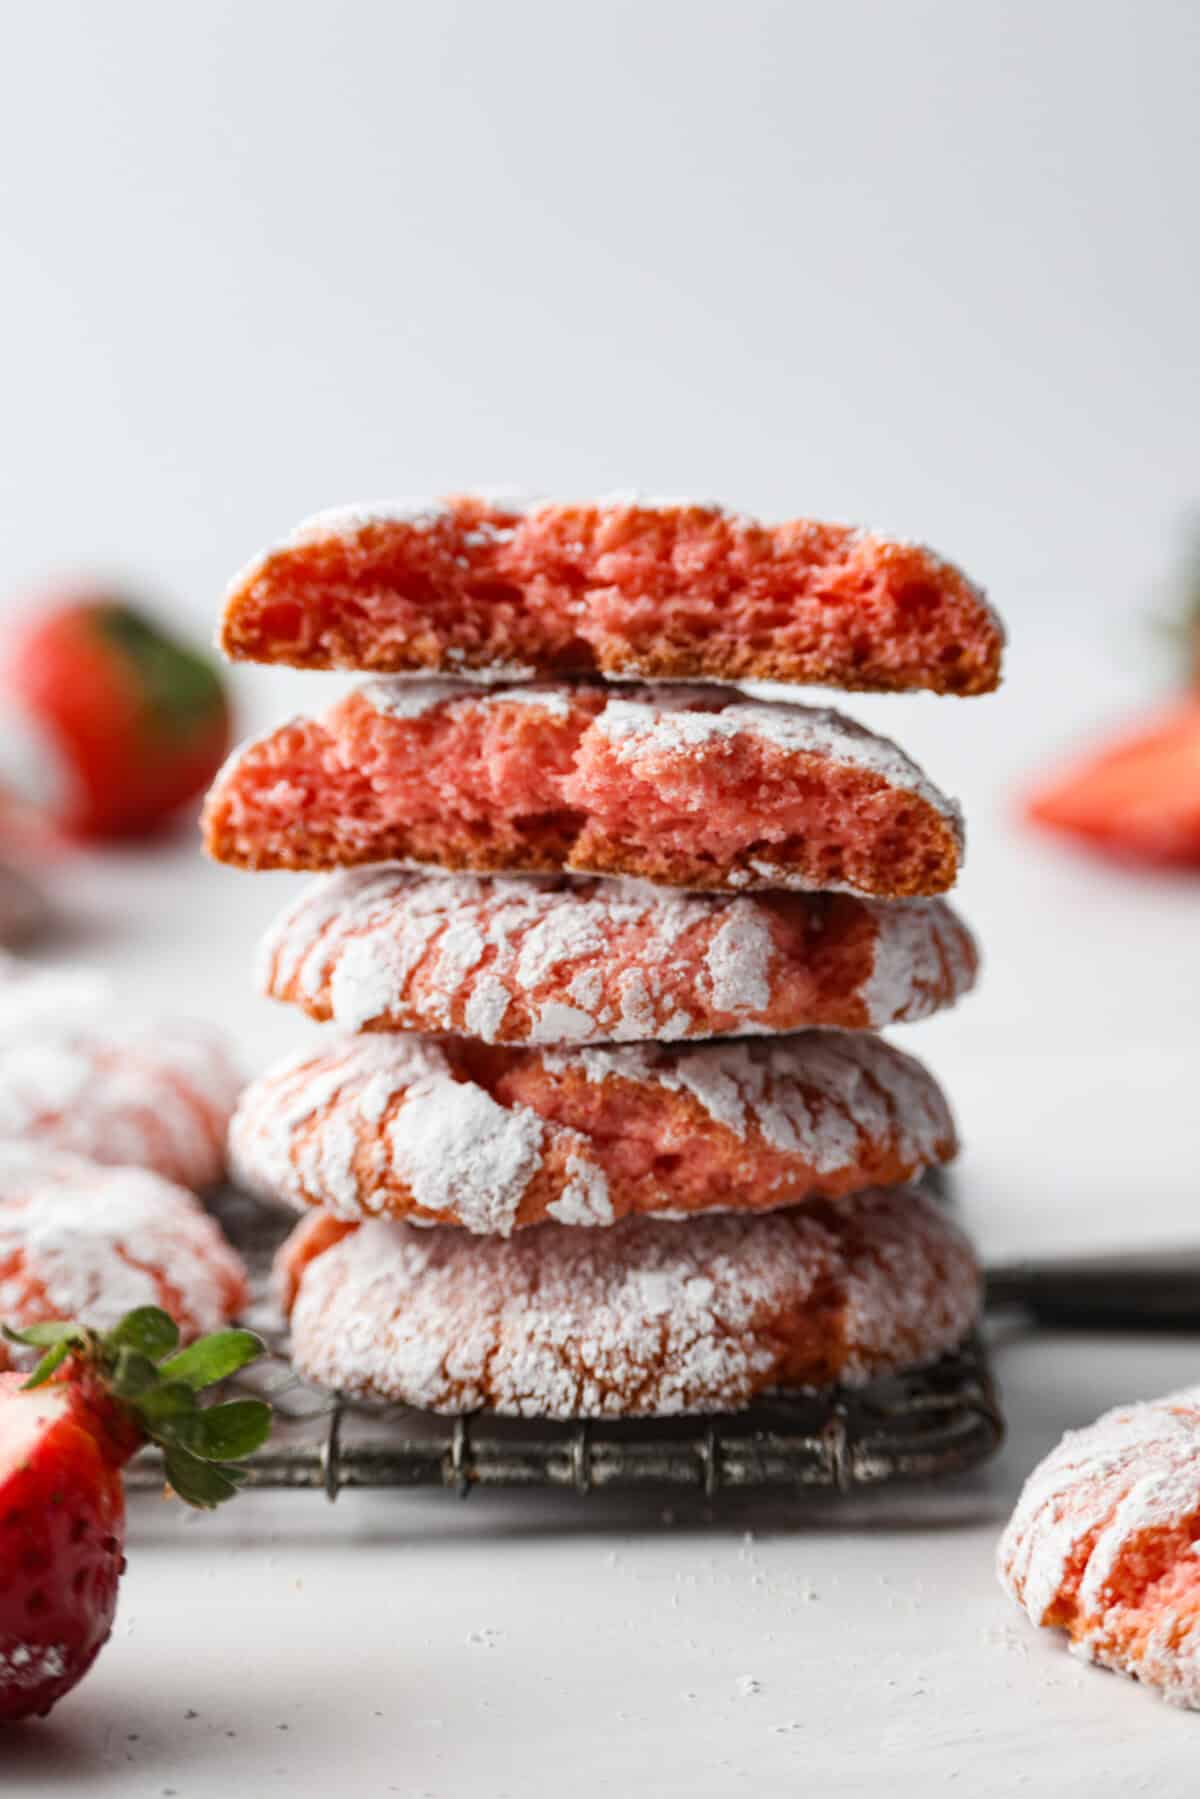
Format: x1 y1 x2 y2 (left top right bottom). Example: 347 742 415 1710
126 1188 1004 1501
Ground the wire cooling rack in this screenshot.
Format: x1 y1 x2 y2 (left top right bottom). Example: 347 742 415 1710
126 1186 1004 1500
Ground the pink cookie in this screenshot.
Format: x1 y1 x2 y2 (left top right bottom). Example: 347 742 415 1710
203 680 964 898
219 494 1003 696
229 1031 956 1234
0 1020 241 1190
999 1387 1200 1709
260 868 978 1042
0 1144 248 1339
277 1186 981 1415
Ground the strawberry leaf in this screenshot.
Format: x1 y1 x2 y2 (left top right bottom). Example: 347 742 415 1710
22 1339 74 1389
108 1348 164 1400
162 1446 247 1510
135 1380 199 1427
104 1307 180 1361
170 1399 272 1462
160 1329 265 1392
4 1321 85 1349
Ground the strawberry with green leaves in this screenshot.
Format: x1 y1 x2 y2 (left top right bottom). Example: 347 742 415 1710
1 596 232 839
0 1305 269 1723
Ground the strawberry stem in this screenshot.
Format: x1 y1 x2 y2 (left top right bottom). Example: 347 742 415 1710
3 1306 271 1508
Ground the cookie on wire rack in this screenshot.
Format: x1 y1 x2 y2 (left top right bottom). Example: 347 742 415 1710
0 1144 248 1340
275 1186 980 1416
0 1017 240 1191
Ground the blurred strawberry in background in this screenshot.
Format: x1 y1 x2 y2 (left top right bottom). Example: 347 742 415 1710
1025 524 1200 868
0 592 232 842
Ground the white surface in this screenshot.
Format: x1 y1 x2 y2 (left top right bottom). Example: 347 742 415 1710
4 0 1200 1790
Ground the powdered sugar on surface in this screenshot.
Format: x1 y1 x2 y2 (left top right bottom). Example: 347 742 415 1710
260 867 976 1042
286 1186 978 1416
230 1029 954 1230
0 1148 246 1337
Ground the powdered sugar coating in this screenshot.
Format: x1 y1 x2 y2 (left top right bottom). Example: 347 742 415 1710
592 690 963 839
998 1386 1200 1708
259 868 977 1043
281 1187 980 1415
204 681 965 897
0 1019 241 1190
229 1031 956 1233
0 1145 248 1338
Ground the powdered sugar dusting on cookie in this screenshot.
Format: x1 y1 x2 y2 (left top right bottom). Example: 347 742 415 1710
861 899 979 1028
260 868 978 1043
285 1188 979 1416
360 678 478 720
594 693 964 838
0 1019 239 1190
546 1153 613 1227
998 1386 1200 1708
231 1031 955 1231
385 1074 545 1235
0 1151 246 1338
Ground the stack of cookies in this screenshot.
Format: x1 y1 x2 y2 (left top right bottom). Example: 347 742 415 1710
204 495 1003 1419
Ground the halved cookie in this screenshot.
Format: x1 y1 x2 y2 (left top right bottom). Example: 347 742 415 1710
204 680 964 897
220 495 1002 696
999 1386 1200 1710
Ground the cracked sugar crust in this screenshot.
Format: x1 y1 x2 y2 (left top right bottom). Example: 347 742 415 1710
202 679 964 898
228 1030 957 1234
277 1186 981 1415
259 867 978 1042
0 1019 241 1190
0 1144 248 1339
219 493 1003 696
998 1386 1200 1710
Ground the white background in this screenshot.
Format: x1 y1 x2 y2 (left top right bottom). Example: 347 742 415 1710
4 2 1200 1792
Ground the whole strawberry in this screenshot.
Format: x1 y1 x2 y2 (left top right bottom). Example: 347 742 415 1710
0 1307 268 1723
1 596 232 839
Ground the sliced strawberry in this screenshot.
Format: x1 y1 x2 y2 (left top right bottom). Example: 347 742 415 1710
3 596 232 839
0 1306 268 1722
1026 701 1200 865
0 1371 128 1722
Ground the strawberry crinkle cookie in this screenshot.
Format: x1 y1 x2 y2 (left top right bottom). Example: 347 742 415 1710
229 1030 956 1234
999 1387 1200 1709
259 867 978 1042
203 679 964 898
275 1185 980 1415
0 1144 248 1339
0 1019 240 1190
219 495 1003 697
